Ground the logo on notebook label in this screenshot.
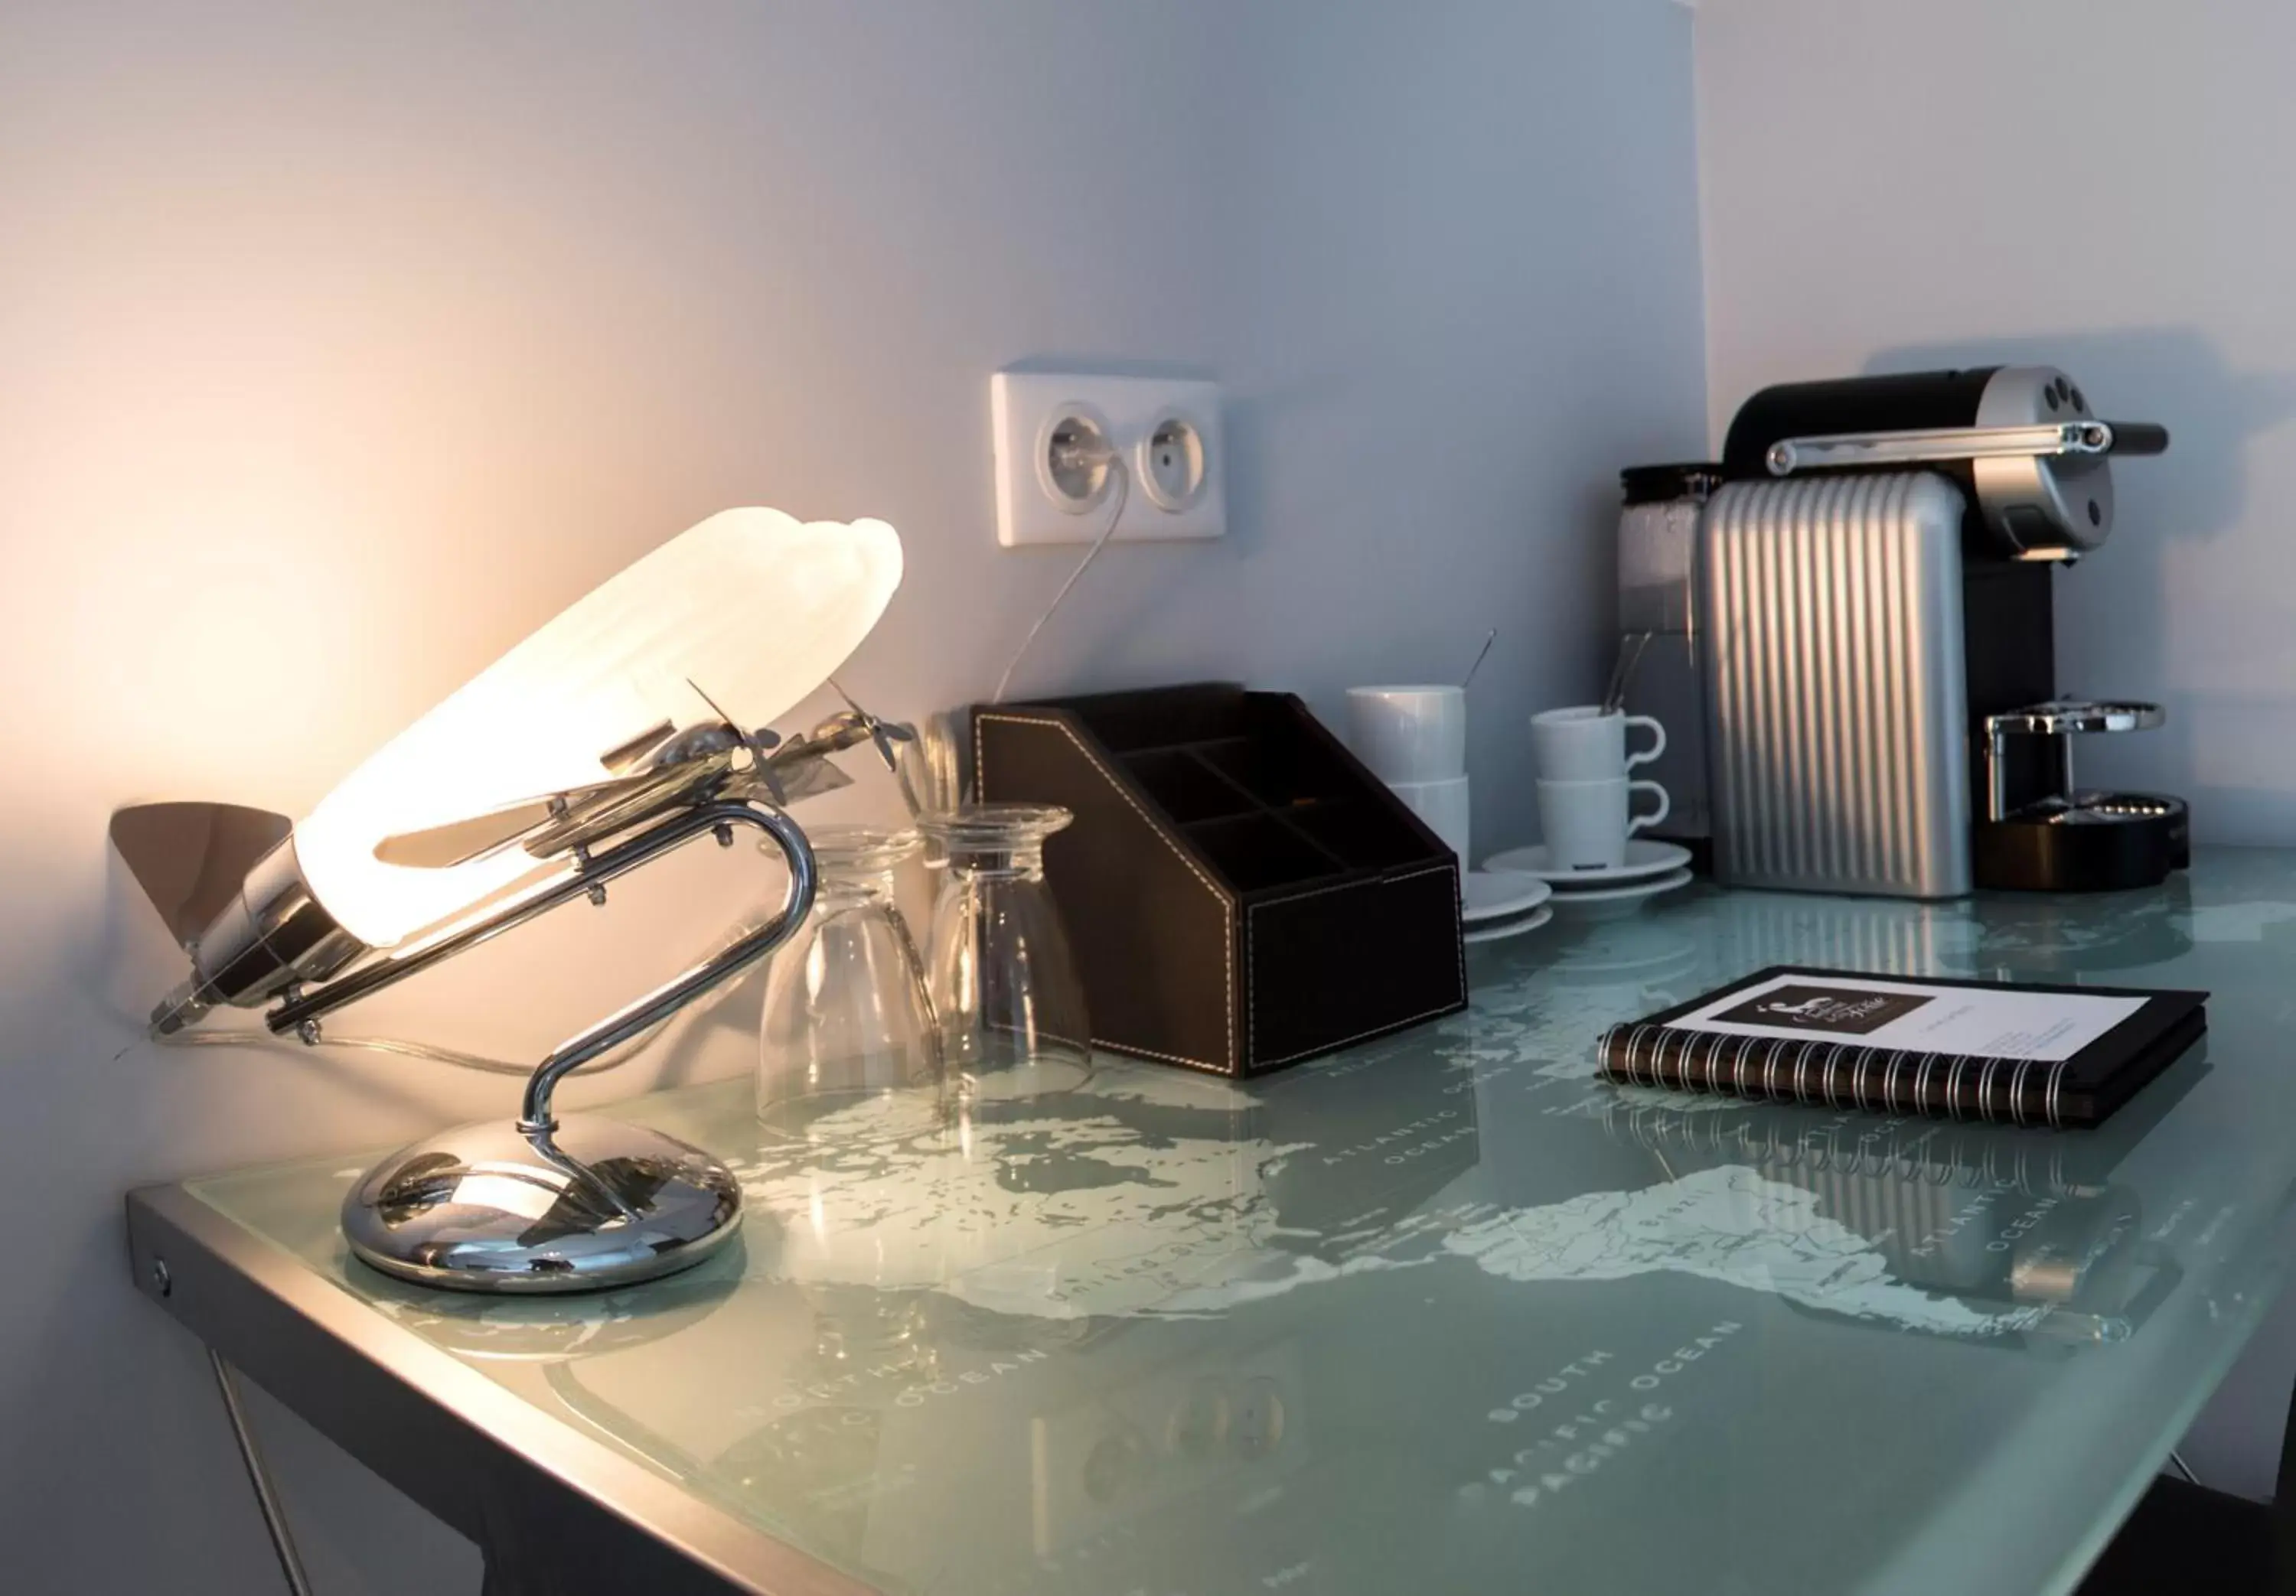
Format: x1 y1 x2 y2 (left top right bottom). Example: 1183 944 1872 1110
1711 983 1933 1035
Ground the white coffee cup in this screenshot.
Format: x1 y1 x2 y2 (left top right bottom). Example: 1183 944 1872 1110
1388 774 1470 867
1537 776 1669 870
1530 705 1665 783
1348 686 1466 783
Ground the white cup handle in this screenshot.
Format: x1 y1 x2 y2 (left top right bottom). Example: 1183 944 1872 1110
1626 779 1671 835
1625 715 1667 771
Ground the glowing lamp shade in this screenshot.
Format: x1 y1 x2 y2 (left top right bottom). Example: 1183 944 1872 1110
296 507 902 947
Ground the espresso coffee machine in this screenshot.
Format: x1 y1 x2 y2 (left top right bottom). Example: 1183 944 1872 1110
1619 366 2187 897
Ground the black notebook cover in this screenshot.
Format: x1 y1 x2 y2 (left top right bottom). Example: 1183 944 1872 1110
1597 966 2207 1128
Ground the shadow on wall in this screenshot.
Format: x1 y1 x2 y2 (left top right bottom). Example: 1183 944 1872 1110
1862 330 2296 840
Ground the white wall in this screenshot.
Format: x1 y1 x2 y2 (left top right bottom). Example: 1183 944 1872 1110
1696 0 2296 1500
0 3 1707 1589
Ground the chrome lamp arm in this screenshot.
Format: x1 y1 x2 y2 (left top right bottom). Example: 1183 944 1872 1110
263 797 817 1134
517 800 813 1132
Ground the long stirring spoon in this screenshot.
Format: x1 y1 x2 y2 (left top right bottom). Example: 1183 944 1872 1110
1462 628 1498 691
1603 631 1652 715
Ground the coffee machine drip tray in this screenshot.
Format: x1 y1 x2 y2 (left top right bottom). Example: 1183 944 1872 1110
2022 793 2183 824
1971 699 2186 891
1976 792 2190 893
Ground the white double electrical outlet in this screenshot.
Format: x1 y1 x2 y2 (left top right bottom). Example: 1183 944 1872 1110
990 371 1225 546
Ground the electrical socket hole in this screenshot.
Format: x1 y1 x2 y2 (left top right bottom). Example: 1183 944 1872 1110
1138 412 1207 511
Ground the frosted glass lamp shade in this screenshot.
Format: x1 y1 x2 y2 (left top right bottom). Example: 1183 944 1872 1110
296 508 902 946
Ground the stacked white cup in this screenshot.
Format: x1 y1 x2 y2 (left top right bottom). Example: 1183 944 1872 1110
1531 705 1668 869
1346 686 1469 865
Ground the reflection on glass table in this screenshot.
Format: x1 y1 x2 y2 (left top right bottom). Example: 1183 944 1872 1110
182 850 2296 1596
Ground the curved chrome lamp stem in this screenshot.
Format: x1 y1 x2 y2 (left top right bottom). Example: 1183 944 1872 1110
519 801 814 1132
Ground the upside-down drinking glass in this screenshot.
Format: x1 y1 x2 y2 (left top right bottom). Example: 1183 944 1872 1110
918 804 1093 1100
756 827 942 1132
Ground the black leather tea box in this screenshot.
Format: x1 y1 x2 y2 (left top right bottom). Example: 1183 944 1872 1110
974 682 1467 1076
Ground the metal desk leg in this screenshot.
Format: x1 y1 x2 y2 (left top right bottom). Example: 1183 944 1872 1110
210 1349 318 1596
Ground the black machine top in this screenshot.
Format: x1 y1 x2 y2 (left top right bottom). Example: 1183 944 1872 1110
1716 365 2167 559
1720 369 2004 478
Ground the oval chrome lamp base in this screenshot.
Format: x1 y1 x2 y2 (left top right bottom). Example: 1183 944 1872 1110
341 1113 742 1295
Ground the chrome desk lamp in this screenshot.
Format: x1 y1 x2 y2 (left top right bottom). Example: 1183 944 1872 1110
113 507 909 1294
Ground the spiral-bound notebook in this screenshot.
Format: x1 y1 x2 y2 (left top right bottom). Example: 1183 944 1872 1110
1597 966 2206 1128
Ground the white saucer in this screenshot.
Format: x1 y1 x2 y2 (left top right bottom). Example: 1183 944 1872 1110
1542 867 1694 918
1461 869 1552 923
1463 904 1553 945
1484 839 1691 888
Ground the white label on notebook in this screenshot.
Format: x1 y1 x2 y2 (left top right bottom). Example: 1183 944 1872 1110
1666 973 2146 1063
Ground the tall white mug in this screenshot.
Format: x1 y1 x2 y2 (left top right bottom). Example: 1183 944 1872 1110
1348 686 1467 783
1537 776 1669 870
1530 705 1665 783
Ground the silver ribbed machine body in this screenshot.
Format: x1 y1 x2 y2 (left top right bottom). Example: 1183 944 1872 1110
1702 471 1972 897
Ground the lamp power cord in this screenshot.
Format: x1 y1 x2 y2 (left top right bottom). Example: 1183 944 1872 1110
149 907 771 1076
992 445 1130 705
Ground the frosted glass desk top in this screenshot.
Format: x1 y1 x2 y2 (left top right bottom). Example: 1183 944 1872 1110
163 849 2296 1596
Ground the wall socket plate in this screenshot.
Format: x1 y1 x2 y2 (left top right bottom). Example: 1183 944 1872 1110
991 371 1225 546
